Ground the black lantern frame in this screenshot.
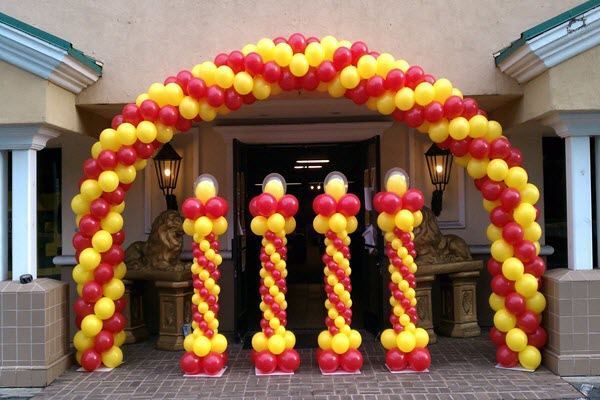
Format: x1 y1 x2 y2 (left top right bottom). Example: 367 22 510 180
425 143 453 216
153 142 182 210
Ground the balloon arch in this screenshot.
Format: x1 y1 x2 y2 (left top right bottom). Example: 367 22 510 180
70 33 547 374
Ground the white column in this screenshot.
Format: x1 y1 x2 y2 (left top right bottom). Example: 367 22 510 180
11 149 38 279
0 151 7 280
565 136 593 270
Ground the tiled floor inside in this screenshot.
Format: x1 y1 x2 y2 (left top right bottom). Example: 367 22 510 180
30 331 586 400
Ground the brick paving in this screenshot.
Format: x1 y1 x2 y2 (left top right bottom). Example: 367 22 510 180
31 332 585 400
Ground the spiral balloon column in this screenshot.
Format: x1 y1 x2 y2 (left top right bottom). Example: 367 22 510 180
374 169 431 372
249 174 301 374
177 175 229 375
311 172 363 374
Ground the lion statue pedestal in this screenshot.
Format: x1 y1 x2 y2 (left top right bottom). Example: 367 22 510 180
412 207 483 344
123 210 192 351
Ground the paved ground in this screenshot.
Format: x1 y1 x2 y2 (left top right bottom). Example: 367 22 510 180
3 331 593 400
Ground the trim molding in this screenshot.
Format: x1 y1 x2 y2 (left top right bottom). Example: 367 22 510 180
540 111 600 137
0 124 63 150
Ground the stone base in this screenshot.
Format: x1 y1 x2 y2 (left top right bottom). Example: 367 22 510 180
155 280 193 351
542 268 600 376
415 275 436 344
122 279 149 344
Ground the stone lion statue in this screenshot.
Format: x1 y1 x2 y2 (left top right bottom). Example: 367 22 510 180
124 210 187 272
413 206 472 265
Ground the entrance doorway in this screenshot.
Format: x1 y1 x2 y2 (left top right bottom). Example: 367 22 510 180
233 137 384 346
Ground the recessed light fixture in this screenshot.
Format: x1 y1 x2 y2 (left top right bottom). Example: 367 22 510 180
296 159 330 164
294 165 323 169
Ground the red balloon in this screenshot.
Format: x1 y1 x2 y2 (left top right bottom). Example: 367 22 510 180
203 352 224 375
502 222 524 245
517 310 540 334
489 138 511 160
408 348 431 371
489 327 507 346
158 105 180 126
337 194 361 216
244 52 264 76
103 312 125 333
221 88 241 111
423 74 436 84
205 197 229 219
83 158 102 179
262 61 282 83
316 60 336 83
496 344 518 368
404 66 425 89
491 274 515 296
505 292 526 315
175 115 192 132
139 99 159 121
317 349 340 373
102 187 125 205
182 198 205 220
181 352 203 375
94 263 115 285
94 330 115 352
424 101 444 123
277 194 299 218
89 199 110 221
313 194 337 217
117 146 137 166
81 348 102 371
462 98 479 120
250 349 258 363
288 33 307 53
404 106 425 128
350 41 369 64
524 257 546 278
114 297 127 313
490 206 513 227
340 349 363 372
365 75 385 98
469 138 490 159
527 326 547 348
187 78 207 100
277 349 300 373
72 232 92 252
379 192 402 214
372 192 384 213
386 348 408 371
82 281 103 303
444 96 465 119
403 189 425 212
514 240 537 263
506 148 523 167
176 70 193 95
449 138 470 157
74 298 94 318
122 104 142 126
255 350 277 374
206 85 225 108
385 69 405 91
97 150 118 171
227 50 245 73
214 53 229 66
111 115 124 130
481 180 503 201
302 69 319 91
332 47 352 70
102 245 124 265
78 215 100 238
256 193 278 217
133 141 155 159
500 188 521 211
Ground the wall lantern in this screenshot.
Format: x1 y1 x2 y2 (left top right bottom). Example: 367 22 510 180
424 143 453 216
153 142 182 210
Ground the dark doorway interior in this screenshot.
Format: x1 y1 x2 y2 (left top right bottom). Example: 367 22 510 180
233 139 383 346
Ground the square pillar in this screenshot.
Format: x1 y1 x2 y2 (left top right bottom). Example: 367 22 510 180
155 280 193 351
438 271 481 338
415 274 436 343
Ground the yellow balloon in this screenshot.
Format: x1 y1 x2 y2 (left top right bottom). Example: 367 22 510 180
414 327 430 348
101 345 123 368
377 212 396 232
136 121 157 144
396 331 416 353
72 264 93 285
264 180 284 199
193 336 212 357
266 213 285 233
284 330 296 349
320 35 338 60
91 141 103 158
94 297 115 320
487 224 502 242
467 158 489 179
193 62 217 86
273 43 293 67
256 38 275 62
523 222 542 242
183 218 196 236
318 330 333 350
71 194 91 216
518 345 541 370
395 87 415 111
327 76 346 98
212 217 228 236
449 117 470 140
513 203 537 226
195 216 213 237
505 167 528 189
487 159 509 182
199 101 217 121
515 273 539 298
526 291 546 314
81 314 103 337
491 239 514 262
325 178 346 200
113 262 126 280
502 257 524 281
215 65 235 89
79 248 101 271
305 42 325 66
376 53 396 77
377 91 396 115
103 278 125 301
493 308 516 332
99 128 121 151
433 78 453 103
184 334 195 352
485 120 503 142
80 179 102 202
179 96 200 120
380 329 397 350
267 334 286 355
115 164 136 184
428 120 450 143
357 54 377 79
328 213 347 233
116 123 137 146
340 65 360 89
468 115 489 138
211 333 228 354
114 330 126 347
195 180 216 203
520 183 540 204
506 328 528 352
73 330 94 352
252 76 271 100
489 293 505 312
386 173 408 196
284 217 296 234
164 82 184 106
148 83 167 107
331 333 350 355
101 212 123 234
251 216 268 235
348 329 362 349
414 82 435 106
289 53 309 77
233 71 253 95
394 209 414 232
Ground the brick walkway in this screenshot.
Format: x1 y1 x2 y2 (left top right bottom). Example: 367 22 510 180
32 332 585 400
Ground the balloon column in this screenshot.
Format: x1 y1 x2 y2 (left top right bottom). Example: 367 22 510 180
71 32 546 370
312 172 363 374
179 174 229 375
249 174 301 374
375 168 431 372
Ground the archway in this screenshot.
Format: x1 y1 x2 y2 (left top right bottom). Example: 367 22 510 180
70 34 547 372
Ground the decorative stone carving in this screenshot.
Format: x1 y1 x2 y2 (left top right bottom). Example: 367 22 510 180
124 210 186 272
413 206 472 265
